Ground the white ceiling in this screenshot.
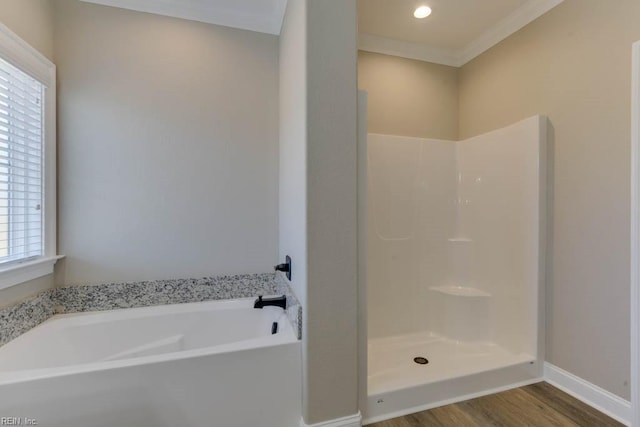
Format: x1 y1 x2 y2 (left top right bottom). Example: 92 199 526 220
80 0 288 35
358 0 564 67
359 0 529 50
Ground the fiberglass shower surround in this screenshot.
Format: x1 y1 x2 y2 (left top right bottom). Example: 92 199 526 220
363 116 546 423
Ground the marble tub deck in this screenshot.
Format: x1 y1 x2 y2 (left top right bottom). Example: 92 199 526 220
0 272 302 347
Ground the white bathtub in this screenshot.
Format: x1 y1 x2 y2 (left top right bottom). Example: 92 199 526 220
0 298 301 427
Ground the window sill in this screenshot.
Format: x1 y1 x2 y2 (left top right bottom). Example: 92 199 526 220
0 255 65 291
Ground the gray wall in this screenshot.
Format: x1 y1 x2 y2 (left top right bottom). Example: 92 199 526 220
0 0 53 61
53 0 280 285
279 0 307 311
280 0 359 423
459 0 640 399
306 0 359 422
0 0 55 306
358 51 459 140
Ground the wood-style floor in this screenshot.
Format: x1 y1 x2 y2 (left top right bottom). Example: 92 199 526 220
368 382 623 427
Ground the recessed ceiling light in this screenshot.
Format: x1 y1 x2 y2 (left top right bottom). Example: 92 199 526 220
414 5 432 19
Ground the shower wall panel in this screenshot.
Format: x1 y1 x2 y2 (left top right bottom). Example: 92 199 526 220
367 135 455 339
457 117 544 356
367 117 545 353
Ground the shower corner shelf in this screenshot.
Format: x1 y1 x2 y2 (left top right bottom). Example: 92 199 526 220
447 237 473 243
429 285 491 298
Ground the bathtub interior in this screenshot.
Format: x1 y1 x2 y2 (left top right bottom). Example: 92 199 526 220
364 116 545 421
0 298 302 427
0 299 292 374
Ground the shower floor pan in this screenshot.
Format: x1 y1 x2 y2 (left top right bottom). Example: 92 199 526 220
364 331 540 424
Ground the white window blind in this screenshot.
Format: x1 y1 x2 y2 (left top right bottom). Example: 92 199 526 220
0 56 44 265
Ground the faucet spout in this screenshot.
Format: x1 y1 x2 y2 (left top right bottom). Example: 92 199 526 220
254 295 287 310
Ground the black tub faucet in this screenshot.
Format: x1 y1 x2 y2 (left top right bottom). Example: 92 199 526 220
254 295 287 310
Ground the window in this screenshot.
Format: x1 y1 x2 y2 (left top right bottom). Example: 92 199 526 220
0 57 44 264
0 24 58 290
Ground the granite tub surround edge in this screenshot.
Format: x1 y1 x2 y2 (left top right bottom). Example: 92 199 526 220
56 273 279 313
275 272 303 340
0 273 305 347
0 289 57 347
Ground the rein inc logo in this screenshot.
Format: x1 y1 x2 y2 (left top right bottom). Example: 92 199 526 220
1 418 38 426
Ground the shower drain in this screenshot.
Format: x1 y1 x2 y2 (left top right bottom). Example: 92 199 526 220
413 357 429 365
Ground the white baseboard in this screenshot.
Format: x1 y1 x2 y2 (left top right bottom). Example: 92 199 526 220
300 412 362 427
544 363 631 426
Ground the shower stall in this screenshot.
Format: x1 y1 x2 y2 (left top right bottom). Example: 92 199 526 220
358 109 547 423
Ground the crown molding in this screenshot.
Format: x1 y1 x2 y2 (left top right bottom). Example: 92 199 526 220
80 0 287 35
458 0 564 64
359 0 564 67
359 33 460 67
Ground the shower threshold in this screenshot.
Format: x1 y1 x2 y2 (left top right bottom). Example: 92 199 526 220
365 331 539 424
